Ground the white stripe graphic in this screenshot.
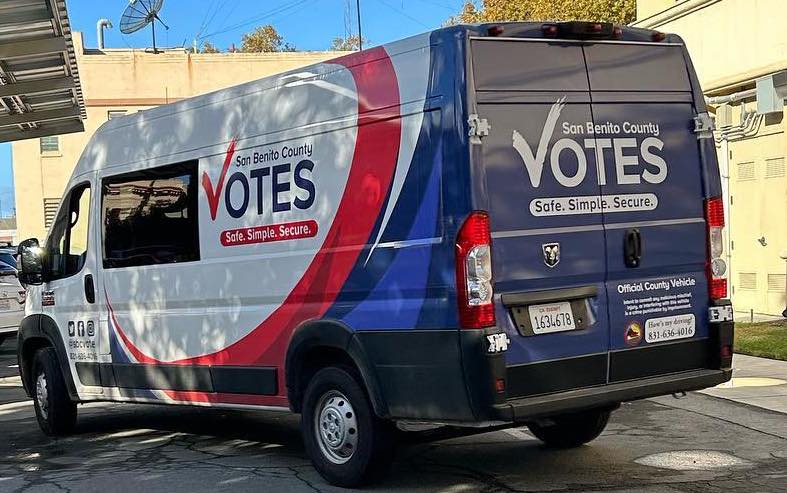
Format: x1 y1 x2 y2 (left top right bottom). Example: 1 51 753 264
365 36 433 264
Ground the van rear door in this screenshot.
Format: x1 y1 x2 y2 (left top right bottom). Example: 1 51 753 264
471 39 612 397
583 42 712 380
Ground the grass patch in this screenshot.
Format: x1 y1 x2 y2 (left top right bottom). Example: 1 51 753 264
734 320 787 361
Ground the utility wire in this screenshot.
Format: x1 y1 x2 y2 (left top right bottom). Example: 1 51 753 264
374 0 432 28
199 0 313 40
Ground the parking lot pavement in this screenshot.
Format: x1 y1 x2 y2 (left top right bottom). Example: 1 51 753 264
0 390 784 493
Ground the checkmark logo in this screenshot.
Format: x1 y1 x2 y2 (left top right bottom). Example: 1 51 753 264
202 138 238 221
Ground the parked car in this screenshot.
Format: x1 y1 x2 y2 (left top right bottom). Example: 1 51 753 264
15 21 734 487
0 260 24 347
0 245 17 269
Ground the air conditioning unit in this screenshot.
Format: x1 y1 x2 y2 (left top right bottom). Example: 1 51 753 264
756 70 787 114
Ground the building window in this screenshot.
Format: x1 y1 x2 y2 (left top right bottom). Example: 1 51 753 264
43 197 61 229
736 162 755 181
102 161 199 269
40 136 59 153
107 110 127 120
767 274 786 292
738 272 757 290
765 157 785 179
45 184 91 281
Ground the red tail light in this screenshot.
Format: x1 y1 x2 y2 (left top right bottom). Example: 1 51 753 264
704 197 728 299
455 211 496 329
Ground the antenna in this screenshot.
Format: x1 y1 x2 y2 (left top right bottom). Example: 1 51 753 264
119 0 169 54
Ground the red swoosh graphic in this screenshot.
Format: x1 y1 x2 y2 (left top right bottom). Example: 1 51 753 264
110 48 402 406
202 138 237 220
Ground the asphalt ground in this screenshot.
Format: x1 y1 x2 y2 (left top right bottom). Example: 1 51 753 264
0 338 785 492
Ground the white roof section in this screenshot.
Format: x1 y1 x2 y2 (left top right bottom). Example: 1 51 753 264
0 0 86 143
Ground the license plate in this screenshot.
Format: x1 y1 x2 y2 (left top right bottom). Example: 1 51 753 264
528 301 576 334
645 314 695 343
0 299 10 311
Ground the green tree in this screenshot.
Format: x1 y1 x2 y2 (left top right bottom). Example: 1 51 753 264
240 25 296 53
330 35 366 51
201 41 221 53
452 0 636 24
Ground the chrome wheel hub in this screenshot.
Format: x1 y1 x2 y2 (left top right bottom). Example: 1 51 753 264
35 372 48 420
314 390 358 464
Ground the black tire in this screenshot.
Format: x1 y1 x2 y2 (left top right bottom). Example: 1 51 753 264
31 347 77 436
528 408 611 449
301 366 395 487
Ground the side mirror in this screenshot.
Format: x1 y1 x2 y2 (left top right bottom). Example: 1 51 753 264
18 238 44 286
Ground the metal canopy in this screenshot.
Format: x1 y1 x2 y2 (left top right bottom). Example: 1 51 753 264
0 0 85 143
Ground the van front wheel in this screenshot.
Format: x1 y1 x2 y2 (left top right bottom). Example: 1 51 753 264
528 408 611 448
301 367 395 487
32 347 77 436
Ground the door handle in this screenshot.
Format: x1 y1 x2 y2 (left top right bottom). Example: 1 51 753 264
84 274 95 304
624 228 642 268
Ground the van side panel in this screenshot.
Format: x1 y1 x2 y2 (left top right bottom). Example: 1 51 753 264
92 31 472 416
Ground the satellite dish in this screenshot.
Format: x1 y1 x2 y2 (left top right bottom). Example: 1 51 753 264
120 0 169 53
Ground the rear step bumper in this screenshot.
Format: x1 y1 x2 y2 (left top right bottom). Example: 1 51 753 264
491 368 731 423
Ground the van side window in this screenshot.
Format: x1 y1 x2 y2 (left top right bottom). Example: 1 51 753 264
46 183 91 281
101 161 199 269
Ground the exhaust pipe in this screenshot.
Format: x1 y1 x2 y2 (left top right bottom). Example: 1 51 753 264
97 18 113 50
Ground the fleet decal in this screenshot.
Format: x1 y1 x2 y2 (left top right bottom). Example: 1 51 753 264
512 97 667 217
107 46 403 404
202 138 319 247
66 319 97 362
202 138 238 220
616 275 699 346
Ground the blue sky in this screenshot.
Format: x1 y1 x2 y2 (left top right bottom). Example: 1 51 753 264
0 0 464 216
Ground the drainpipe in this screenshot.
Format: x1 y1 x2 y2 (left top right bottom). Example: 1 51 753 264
97 19 113 50
719 136 732 288
781 251 787 318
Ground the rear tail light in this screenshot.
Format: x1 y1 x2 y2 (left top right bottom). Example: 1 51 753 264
455 211 496 329
705 197 728 299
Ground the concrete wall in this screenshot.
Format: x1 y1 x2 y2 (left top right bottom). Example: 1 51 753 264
636 0 787 316
12 32 347 241
635 0 787 92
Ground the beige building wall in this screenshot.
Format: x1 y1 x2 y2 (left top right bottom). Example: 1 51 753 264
636 0 787 316
12 32 347 241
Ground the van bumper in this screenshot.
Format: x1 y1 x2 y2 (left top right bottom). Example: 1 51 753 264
491 368 731 423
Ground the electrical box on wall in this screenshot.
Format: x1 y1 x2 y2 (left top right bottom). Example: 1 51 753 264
756 70 787 114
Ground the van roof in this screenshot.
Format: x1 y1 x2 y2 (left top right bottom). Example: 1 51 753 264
71 22 673 180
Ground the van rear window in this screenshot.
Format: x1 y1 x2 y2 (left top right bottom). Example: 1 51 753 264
101 161 199 269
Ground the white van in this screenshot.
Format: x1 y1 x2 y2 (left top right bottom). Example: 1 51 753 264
17 22 734 487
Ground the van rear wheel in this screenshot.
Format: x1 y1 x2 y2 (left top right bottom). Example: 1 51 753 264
32 347 77 436
301 366 395 487
528 408 611 448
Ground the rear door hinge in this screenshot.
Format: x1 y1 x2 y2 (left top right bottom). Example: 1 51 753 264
468 114 491 144
694 112 715 139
